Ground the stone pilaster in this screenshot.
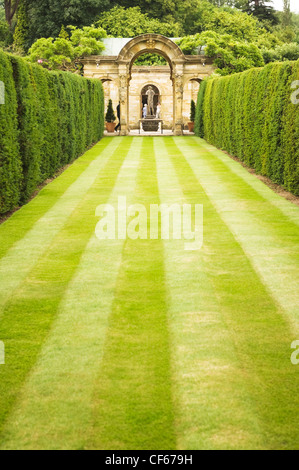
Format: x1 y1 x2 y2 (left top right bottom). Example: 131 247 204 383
118 66 130 135
173 66 184 136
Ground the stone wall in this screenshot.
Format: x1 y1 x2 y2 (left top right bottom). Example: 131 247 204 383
102 66 200 130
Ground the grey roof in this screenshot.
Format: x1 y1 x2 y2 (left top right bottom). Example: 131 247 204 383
101 38 132 56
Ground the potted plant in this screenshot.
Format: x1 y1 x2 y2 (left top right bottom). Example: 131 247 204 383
188 100 196 133
105 99 116 132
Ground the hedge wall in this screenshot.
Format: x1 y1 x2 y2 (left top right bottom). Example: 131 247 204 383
0 50 104 214
195 60 299 195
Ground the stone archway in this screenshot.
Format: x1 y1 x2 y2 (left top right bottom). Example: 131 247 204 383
82 34 215 135
117 34 186 135
183 78 202 123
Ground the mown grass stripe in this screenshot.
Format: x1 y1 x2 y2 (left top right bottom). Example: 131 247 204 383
0 138 113 260
88 137 176 451
0 138 143 450
163 136 299 450
0 138 121 316
191 137 299 228
154 137 263 450
176 137 299 332
0 138 133 435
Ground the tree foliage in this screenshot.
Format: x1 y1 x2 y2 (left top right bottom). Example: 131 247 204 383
242 0 279 26
96 6 181 38
0 17 13 47
105 99 116 122
134 53 167 66
2 0 298 54
109 0 182 23
27 25 106 71
262 42 299 64
177 31 265 75
10 0 109 47
190 99 196 122
13 0 30 51
282 0 292 28
1 0 21 26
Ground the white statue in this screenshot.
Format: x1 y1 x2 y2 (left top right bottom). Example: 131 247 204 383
143 103 148 119
146 86 155 116
156 103 161 119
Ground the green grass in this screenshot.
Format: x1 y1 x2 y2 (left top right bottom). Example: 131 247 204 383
0 136 298 450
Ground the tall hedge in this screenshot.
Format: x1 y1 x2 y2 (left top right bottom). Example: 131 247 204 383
195 60 299 195
0 50 104 214
0 52 22 214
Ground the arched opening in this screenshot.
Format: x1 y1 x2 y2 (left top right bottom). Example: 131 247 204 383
117 34 187 135
100 79 119 125
128 50 172 132
183 78 202 128
83 33 214 135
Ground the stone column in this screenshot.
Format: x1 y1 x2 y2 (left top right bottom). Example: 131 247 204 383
118 67 130 136
173 67 184 136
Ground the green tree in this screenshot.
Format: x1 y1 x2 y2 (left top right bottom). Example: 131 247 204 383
13 0 30 52
0 17 13 47
58 25 69 40
292 12 299 43
27 25 106 71
1 0 21 27
105 99 116 122
176 1 279 41
203 7 268 42
271 7 298 44
242 0 279 26
96 6 181 37
110 0 181 23
134 53 167 66
20 0 110 46
190 99 196 122
282 0 292 27
177 31 265 75
175 0 215 35
262 42 299 63
0 5 5 21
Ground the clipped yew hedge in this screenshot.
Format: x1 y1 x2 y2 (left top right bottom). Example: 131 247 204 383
0 50 104 214
195 60 299 195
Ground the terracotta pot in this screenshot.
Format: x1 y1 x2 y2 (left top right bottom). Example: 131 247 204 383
188 122 195 133
106 122 116 133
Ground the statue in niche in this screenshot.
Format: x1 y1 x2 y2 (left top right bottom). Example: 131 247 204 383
146 86 155 116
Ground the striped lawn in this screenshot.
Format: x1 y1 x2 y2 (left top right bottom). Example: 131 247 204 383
0 136 298 450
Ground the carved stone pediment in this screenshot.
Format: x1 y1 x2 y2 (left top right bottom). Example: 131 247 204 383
146 40 156 49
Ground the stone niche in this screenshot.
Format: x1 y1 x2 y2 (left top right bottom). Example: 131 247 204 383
103 67 201 130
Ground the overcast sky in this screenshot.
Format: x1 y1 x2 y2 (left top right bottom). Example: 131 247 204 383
271 0 299 13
